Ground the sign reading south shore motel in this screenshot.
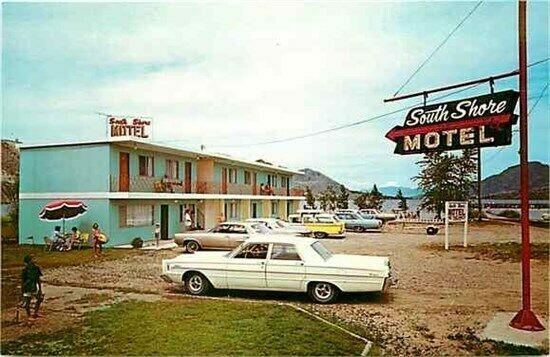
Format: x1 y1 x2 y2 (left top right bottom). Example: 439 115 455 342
385 90 519 155
108 116 152 139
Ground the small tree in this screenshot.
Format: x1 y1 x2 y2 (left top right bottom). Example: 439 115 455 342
304 186 316 208
413 150 476 218
396 188 408 211
318 185 337 211
354 192 369 209
368 184 384 210
336 185 349 209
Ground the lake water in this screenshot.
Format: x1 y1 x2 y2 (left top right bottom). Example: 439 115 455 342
382 199 549 220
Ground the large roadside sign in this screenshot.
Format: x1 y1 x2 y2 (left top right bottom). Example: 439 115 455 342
385 90 519 155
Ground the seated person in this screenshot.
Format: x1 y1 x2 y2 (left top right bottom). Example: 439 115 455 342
67 227 81 250
52 226 66 251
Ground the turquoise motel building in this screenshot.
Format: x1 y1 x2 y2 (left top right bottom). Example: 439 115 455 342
19 139 304 246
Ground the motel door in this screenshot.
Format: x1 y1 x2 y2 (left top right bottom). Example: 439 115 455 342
160 205 169 240
221 168 228 194
119 152 130 192
184 162 192 193
252 172 257 195
251 203 258 218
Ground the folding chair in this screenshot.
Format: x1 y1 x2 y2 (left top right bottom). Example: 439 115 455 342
43 237 54 252
78 233 90 250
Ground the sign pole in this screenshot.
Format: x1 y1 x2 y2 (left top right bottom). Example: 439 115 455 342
477 148 482 221
509 0 544 331
444 202 449 250
463 203 468 247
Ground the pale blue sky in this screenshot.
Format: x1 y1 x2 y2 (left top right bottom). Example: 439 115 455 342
2 1 548 190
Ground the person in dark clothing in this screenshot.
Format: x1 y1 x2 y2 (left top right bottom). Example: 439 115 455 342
21 254 44 318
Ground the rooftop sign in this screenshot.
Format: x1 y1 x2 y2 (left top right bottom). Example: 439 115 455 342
385 90 519 155
108 116 152 140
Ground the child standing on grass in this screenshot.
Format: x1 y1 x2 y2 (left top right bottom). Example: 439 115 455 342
21 254 44 320
91 223 103 258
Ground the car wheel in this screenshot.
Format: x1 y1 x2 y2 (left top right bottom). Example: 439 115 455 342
426 226 439 235
313 231 328 239
185 272 211 295
308 282 339 303
355 226 365 233
185 240 200 253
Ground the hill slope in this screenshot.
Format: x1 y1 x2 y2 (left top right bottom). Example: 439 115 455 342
291 168 345 194
481 161 548 199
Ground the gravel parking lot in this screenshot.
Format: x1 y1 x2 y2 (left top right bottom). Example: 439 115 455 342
42 221 549 355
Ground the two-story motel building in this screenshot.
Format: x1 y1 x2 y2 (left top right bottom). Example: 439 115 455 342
19 139 304 246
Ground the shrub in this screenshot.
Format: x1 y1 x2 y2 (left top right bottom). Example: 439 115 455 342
497 210 520 219
131 237 144 249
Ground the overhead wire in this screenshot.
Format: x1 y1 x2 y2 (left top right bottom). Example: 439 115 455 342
392 1 484 97
483 83 548 164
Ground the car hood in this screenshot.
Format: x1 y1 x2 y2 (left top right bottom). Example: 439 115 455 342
326 254 390 273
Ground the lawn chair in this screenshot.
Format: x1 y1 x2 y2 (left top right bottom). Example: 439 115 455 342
77 233 90 250
43 236 54 252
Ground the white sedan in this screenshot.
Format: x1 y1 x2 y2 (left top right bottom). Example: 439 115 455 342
161 235 392 303
245 218 311 236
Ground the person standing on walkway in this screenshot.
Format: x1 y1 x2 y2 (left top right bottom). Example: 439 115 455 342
184 209 192 231
21 254 44 319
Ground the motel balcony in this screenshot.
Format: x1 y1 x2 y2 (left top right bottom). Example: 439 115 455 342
109 175 304 197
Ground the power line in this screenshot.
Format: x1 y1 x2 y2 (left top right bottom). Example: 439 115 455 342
392 1 484 97
484 83 548 164
208 82 484 148
153 58 548 148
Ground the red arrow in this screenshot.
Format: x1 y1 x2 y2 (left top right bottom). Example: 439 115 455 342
385 114 513 141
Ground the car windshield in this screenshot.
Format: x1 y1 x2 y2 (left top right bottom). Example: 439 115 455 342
251 224 271 234
311 241 333 261
351 213 363 220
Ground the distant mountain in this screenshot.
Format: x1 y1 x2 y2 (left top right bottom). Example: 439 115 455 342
481 161 549 199
378 186 423 198
291 168 346 194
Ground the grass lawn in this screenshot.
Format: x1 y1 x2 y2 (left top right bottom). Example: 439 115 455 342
1 243 137 309
1 299 366 356
424 242 549 262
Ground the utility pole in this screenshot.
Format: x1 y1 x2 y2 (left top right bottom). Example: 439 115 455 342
509 0 544 331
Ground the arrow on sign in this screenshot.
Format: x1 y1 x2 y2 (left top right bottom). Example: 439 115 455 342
385 114 515 142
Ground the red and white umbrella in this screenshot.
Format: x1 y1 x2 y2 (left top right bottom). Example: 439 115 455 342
39 200 88 234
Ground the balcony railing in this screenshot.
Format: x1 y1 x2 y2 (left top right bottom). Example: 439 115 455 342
109 175 304 197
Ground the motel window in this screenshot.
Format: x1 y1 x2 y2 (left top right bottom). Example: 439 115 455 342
165 159 179 179
228 168 237 184
139 155 154 177
119 205 155 227
281 177 289 188
271 201 278 217
244 171 251 185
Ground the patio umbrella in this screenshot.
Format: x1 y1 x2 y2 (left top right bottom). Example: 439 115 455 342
39 200 88 234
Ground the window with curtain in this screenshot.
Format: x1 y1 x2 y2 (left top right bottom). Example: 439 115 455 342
165 159 179 179
119 205 155 227
139 155 154 176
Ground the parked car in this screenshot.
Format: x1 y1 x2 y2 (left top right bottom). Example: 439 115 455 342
334 212 382 232
162 235 392 303
360 209 397 222
245 218 311 236
288 213 345 238
174 222 270 253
